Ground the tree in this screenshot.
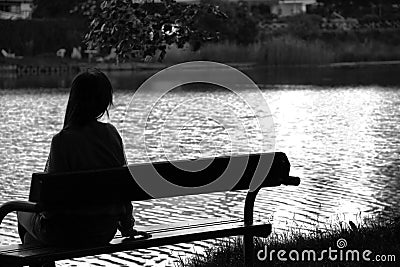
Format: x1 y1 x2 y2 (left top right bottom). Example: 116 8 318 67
33 0 83 18
287 14 322 39
83 0 227 62
197 0 259 45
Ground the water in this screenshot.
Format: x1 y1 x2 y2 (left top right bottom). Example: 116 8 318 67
0 66 400 266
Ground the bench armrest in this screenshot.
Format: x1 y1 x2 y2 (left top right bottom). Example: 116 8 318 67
0 201 41 226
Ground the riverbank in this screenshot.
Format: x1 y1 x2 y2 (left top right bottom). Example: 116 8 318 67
0 57 261 78
0 57 170 76
3 55 400 78
179 217 399 266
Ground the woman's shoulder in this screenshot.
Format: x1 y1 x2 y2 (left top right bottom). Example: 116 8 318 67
50 128 77 148
96 122 122 137
58 121 119 133
103 122 123 143
52 130 66 142
53 122 122 142
54 126 79 139
102 122 119 132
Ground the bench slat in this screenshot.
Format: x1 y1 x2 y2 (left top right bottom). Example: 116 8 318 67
0 219 271 265
29 152 294 205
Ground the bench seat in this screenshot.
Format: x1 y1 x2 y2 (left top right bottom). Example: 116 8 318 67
0 218 271 266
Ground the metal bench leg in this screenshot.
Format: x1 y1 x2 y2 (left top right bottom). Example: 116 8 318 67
243 189 260 267
244 234 254 266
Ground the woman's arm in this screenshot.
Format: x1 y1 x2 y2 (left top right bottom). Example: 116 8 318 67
110 124 137 236
44 133 69 173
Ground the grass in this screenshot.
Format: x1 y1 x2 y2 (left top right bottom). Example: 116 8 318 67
162 35 400 66
163 38 335 66
332 40 400 63
263 36 335 66
177 216 400 267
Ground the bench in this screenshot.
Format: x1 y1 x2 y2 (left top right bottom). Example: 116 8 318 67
0 152 300 267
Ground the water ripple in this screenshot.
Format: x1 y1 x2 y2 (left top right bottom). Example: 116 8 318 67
0 85 399 266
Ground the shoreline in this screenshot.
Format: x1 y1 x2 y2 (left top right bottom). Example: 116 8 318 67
0 61 259 75
2 59 400 77
326 60 400 68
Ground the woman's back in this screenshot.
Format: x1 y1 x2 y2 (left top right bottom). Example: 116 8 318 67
46 121 126 173
38 121 129 245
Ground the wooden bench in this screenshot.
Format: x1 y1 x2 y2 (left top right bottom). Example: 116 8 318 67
0 152 300 267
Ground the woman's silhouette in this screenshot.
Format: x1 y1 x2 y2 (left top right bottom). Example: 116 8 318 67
18 69 136 249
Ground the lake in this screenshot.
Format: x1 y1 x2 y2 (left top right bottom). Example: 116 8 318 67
0 64 399 266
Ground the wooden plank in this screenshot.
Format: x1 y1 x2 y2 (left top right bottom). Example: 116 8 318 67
133 217 243 233
29 152 294 205
0 219 272 265
0 218 242 254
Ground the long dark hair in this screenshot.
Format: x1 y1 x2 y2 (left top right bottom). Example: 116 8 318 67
63 69 113 128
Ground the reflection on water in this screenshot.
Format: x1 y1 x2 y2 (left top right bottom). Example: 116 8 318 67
0 78 399 266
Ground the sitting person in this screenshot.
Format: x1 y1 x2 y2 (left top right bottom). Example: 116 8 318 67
17 69 136 249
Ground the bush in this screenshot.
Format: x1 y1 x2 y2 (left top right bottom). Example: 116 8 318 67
0 18 87 56
196 0 260 45
286 14 323 39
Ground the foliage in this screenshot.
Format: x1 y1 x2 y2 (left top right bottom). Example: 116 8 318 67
34 0 260 61
0 18 87 56
286 14 323 39
83 0 227 62
197 0 260 45
71 0 102 17
33 0 83 18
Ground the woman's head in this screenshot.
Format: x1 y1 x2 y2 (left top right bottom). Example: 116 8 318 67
64 69 113 128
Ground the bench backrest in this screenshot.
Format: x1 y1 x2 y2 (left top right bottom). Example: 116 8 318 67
29 152 299 207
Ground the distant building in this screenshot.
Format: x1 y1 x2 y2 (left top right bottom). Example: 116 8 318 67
271 0 316 17
0 0 33 20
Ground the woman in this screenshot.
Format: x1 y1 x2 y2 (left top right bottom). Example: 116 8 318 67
18 69 136 248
